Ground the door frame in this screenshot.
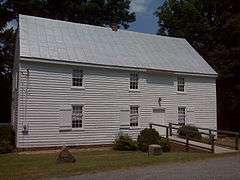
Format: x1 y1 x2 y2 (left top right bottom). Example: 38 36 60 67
151 107 166 125
151 107 166 136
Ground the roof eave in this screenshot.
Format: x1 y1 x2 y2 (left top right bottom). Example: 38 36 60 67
20 56 218 78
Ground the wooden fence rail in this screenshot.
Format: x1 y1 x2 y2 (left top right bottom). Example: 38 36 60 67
149 122 239 152
169 123 239 150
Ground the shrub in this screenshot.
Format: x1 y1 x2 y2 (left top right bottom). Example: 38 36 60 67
177 125 202 140
137 128 161 152
0 125 15 154
113 134 137 151
159 138 171 152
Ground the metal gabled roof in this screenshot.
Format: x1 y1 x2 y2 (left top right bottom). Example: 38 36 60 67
19 14 217 76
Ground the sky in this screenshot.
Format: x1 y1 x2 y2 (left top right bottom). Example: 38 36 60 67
128 0 165 34
5 0 165 34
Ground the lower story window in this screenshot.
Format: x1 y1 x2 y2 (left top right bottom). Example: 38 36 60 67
72 105 83 128
130 106 139 127
178 107 186 125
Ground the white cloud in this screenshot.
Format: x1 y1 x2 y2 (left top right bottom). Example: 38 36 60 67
130 0 149 14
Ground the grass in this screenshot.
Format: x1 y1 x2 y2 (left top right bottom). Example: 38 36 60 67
216 136 238 148
0 149 236 180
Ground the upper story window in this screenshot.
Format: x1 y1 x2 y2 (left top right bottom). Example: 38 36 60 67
72 69 83 87
177 77 185 92
72 105 83 128
130 106 139 127
178 107 186 125
130 73 139 90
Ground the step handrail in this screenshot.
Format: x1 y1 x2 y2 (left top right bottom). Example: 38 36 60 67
149 122 239 151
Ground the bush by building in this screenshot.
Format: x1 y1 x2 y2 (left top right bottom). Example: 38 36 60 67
0 125 15 153
113 134 137 151
177 125 202 140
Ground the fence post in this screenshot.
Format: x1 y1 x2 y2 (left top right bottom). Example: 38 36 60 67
208 130 212 144
169 123 172 136
235 132 239 150
211 134 215 153
149 123 152 129
186 134 189 152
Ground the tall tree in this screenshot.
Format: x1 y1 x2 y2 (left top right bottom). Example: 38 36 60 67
155 0 240 131
0 0 135 123
6 0 135 28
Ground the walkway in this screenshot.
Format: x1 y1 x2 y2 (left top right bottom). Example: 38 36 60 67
169 136 238 154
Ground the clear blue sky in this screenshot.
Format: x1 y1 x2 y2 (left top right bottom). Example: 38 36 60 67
128 0 165 34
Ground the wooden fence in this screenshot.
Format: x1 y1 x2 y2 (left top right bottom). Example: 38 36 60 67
149 122 240 153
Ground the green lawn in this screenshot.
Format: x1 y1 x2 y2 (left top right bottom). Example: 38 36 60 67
0 149 234 180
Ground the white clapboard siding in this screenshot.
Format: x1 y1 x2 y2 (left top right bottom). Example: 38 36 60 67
16 60 216 148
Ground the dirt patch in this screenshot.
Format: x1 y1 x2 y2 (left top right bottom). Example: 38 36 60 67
18 146 112 155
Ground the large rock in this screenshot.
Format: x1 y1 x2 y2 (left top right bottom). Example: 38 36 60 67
148 144 162 155
56 146 76 163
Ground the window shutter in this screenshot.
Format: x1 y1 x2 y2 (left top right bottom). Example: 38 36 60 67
186 107 195 125
59 105 72 131
120 107 130 129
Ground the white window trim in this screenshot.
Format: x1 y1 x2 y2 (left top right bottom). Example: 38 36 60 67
129 105 141 129
176 77 187 94
71 69 85 89
178 106 186 125
176 91 187 95
129 88 140 92
71 104 85 130
129 72 140 91
71 86 85 90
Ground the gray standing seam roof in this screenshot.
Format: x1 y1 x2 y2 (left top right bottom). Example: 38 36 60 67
19 14 217 75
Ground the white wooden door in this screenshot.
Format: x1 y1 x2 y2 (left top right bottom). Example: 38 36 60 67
151 108 166 136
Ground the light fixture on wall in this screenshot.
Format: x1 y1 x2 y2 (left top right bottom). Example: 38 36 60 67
158 97 162 107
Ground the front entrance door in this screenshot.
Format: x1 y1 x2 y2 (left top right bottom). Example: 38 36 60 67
151 108 166 136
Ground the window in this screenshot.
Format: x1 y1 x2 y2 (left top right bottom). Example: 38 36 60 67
72 105 83 128
72 69 83 87
177 77 185 92
130 73 139 90
178 107 186 125
130 106 139 127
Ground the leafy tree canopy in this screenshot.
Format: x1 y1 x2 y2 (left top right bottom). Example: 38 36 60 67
4 0 135 28
156 0 240 131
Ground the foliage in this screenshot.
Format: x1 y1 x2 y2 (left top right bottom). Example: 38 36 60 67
137 128 171 152
155 0 240 131
159 138 171 152
5 0 135 28
113 134 137 151
137 128 161 152
0 125 15 153
177 125 202 140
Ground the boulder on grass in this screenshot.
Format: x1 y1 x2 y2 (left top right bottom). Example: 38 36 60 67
148 144 162 155
56 146 76 163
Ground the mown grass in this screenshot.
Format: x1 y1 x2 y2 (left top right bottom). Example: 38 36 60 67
0 149 234 180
